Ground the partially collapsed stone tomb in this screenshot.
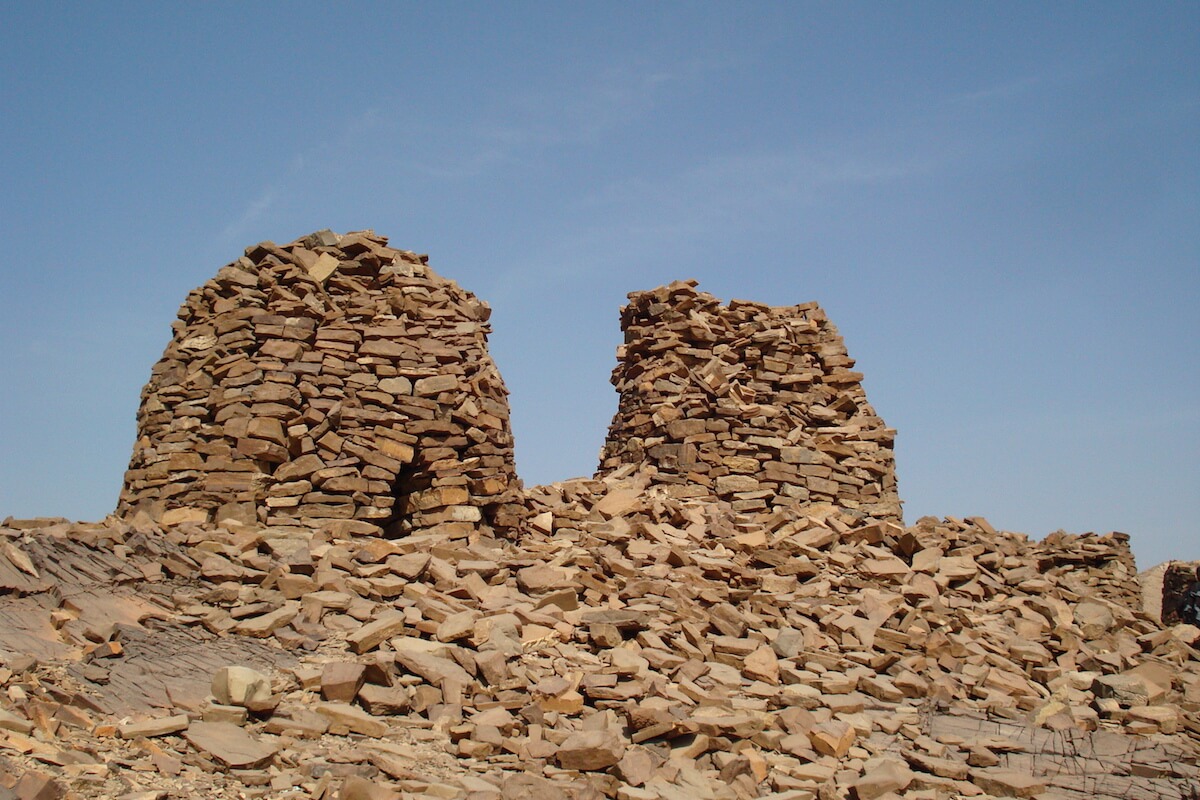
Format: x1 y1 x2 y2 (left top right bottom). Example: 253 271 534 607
597 280 901 521
116 230 526 538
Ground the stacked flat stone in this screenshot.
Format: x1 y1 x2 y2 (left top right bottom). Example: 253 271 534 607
1142 560 1200 626
597 280 901 521
116 230 525 538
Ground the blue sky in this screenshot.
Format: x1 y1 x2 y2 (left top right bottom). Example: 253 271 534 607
1 3 1196 568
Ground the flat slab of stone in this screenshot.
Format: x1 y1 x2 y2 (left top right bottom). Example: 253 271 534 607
970 767 1047 797
119 714 189 739
184 721 278 769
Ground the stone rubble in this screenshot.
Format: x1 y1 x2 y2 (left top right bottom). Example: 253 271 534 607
0 231 1196 800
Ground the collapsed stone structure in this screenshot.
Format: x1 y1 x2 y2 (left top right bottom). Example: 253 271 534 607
116 230 525 539
597 280 901 521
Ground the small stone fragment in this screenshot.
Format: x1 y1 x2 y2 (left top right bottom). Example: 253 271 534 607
809 720 856 758
119 714 190 739
211 666 273 708
321 662 367 703
347 612 407 654
969 768 1046 798
852 757 914 799
13 770 64 800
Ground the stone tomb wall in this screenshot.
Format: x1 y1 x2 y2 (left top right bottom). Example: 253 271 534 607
119 236 900 537
116 230 525 538
597 280 901 521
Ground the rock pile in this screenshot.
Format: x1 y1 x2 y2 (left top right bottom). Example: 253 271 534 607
0 492 1197 799
0 233 1197 799
597 281 900 522
115 230 525 539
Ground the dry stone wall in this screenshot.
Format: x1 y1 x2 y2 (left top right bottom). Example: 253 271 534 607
1142 560 1200 626
597 280 901 521
116 230 525 538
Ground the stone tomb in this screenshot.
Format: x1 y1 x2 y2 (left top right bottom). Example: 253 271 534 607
597 280 901 521
117 230 525 539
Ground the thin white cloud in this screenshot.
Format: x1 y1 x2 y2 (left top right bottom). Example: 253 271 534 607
218 188 277 243
381 58 720 181
482 62 701 148
583 146 941 237
216 108 384 243
484 142 945 300
947 58 1108 109
398 144 510 181
949 75 1043 106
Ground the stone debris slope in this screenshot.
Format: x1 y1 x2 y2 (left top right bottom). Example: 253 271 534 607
1 495 1196 800
0 232 1196 800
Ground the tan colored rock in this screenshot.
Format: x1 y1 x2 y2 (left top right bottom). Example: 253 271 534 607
1093 673 1154 707
0 706 34 734
316 702 389 737
119 714 190 739
394 649 472 688
211 665 272 708
357 683 411 716
263 709 329 738
904 751 969 780
435 610 478 642
184 720 279 769
1127 704 1181 733
969 768 1045 798
233 602 298 637
1124 661 1172 703
160 507 209 526
1075 599 1115 639
307 252 340 282
202 703 249 725
614 746 658 787
742 645 780 684
556 728 627 771
689 709 766 738
13 770 64 800
516 564 569 594
809 720 856 757
321 662 367 703
338 776 400 800
851 757 913 799
347 611 407 654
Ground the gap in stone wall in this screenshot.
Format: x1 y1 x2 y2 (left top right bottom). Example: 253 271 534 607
386 458 424 539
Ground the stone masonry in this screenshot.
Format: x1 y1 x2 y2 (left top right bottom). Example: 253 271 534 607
597 280 901 521
116 230 525 538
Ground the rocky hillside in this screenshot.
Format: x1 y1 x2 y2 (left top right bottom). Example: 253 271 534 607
0 232 1196 800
